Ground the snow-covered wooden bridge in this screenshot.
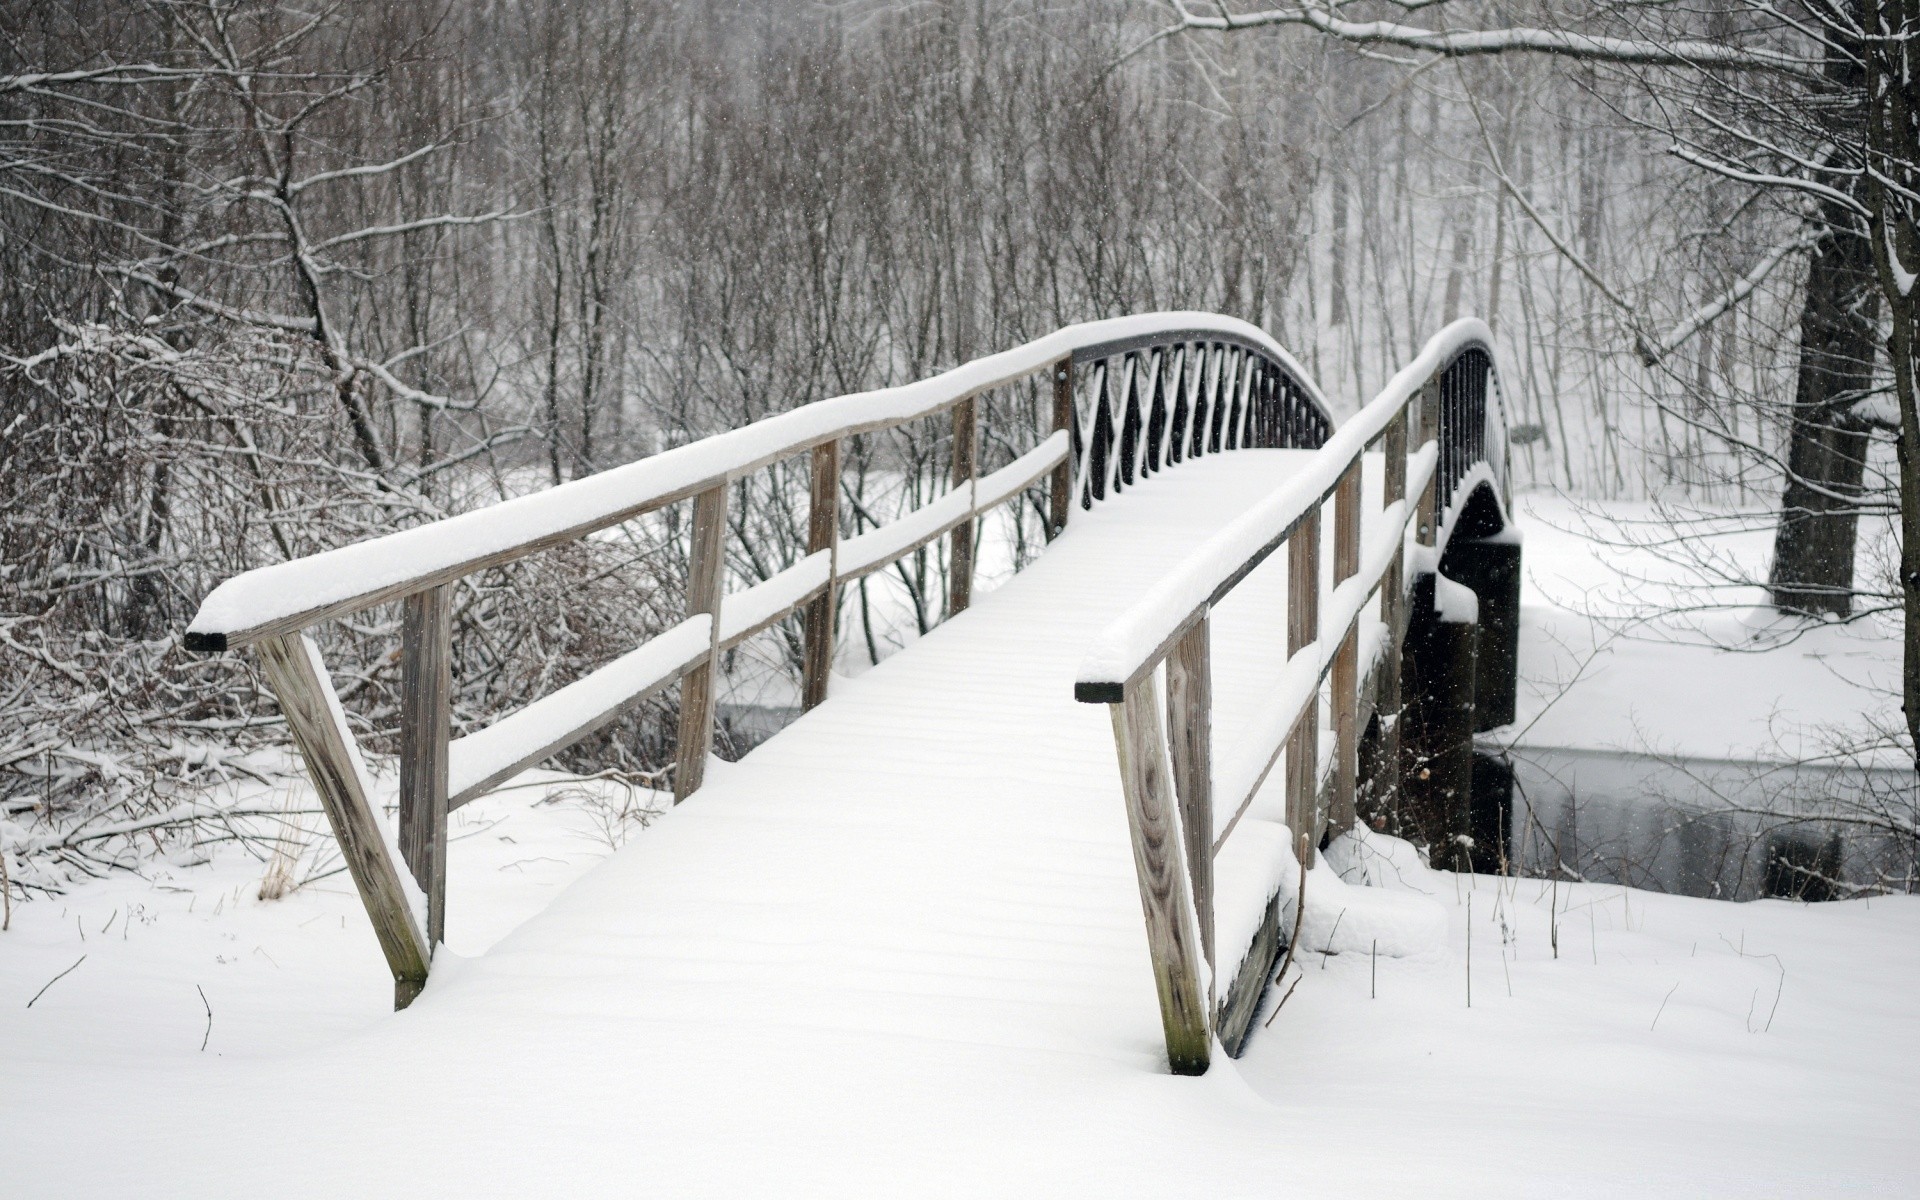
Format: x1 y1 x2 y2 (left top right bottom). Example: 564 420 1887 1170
184 313 1519 1089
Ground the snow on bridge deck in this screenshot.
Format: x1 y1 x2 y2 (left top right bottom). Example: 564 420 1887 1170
14 449 1916 1198
131 451 1341 1194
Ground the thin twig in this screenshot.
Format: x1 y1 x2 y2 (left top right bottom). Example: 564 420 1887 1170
26 954 85 1007
1320 907 1347 968
1651 982 1680 1030
196 984 212 1051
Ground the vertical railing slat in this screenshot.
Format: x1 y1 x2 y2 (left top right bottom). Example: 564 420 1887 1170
1329 465 1362 835
949 395 978 615
1166 615 1214 991
674 483 728 803
802 438 840 711
1108 670 1210 1076
1050 357 1074 537
1285 506 1322 868
399 584 451 948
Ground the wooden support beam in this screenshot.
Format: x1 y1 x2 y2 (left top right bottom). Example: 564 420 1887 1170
675 483 728 803
399 585 451 948
1285 507 1321 868
948 395 978 615
802 439 840 711
1049 357 1073 538
1372 408 1410 828
1165 615 1213 986
1330 466 1362 835
1108 672 1210 1076
256 633 430 1008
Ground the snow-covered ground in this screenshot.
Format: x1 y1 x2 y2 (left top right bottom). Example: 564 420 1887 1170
5 467 1913 1196
1506 493 1903 763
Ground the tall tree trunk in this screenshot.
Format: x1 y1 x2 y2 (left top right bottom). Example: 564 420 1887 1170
1863 0 1920 760
1768 18 1881 618
1766 200 1880 615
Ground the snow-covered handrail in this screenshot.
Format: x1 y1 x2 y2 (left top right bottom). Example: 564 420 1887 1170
179 310 1336 1013
1077 318 1509 1077
1076 318 1498 698
184 312 1320 651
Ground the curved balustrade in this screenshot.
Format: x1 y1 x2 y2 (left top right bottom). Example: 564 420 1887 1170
1075 318 1512 1075
183 311 1357 1009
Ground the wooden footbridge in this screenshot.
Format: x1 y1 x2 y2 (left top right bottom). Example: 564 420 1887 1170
186 313 1519 1078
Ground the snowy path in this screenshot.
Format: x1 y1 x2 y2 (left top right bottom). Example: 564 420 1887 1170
8 455 1917 1197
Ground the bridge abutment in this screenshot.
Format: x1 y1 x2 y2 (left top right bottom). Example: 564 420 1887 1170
1400 571 1479 870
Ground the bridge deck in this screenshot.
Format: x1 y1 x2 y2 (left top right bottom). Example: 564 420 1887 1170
108 452 1362 1194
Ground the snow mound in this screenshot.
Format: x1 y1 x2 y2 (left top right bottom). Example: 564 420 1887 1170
1290 827 1447 959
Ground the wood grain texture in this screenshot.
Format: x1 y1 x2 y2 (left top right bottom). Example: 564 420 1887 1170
1165 615 1214 981
1049 356 1073 538
1329 466 1362 834
399 585 451 947
1286 508 1322 867
675 483 729 803
948 396 978 615
1215 892 1281 1058
190 472 726 652
803 439 840 711
255 634 430 1006
1108 674 1210 1076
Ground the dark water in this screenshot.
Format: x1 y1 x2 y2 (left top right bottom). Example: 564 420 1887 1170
1480 745 1915 901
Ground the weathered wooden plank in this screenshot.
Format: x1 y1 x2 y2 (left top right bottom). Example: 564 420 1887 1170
674 483 728 803
948 396 978 616
255 633 430 1008
445 615 711 810
399 585 451 947
1165 615 1214 982
1374 407 1410 826
187 471 727 653
802 439 840 711
1329 465 1362 834
1286 506 1322 867
1108 673 1210 1076
1050 356 1074 537
1215 892 1281 1058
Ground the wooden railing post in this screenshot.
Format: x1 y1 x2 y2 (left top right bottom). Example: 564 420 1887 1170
1374 409 1409 826
1417 379 1440 548
255 634 431 1008
1049 357 1073 538
1108 670 1210 1076
802 439 840 711
1285 506 1322 868
1165 615 1213 990
399 584 451 948
1329 466 1361 835
675 483 728 803
949 395 978 615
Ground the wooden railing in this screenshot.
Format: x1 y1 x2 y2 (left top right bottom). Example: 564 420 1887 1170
1074 319 1507 1075
184 311 1334 1008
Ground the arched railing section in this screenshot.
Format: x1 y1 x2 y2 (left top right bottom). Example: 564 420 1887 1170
1064 330 1333 510
181 311 1332 1009
1073 319 1509 1076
